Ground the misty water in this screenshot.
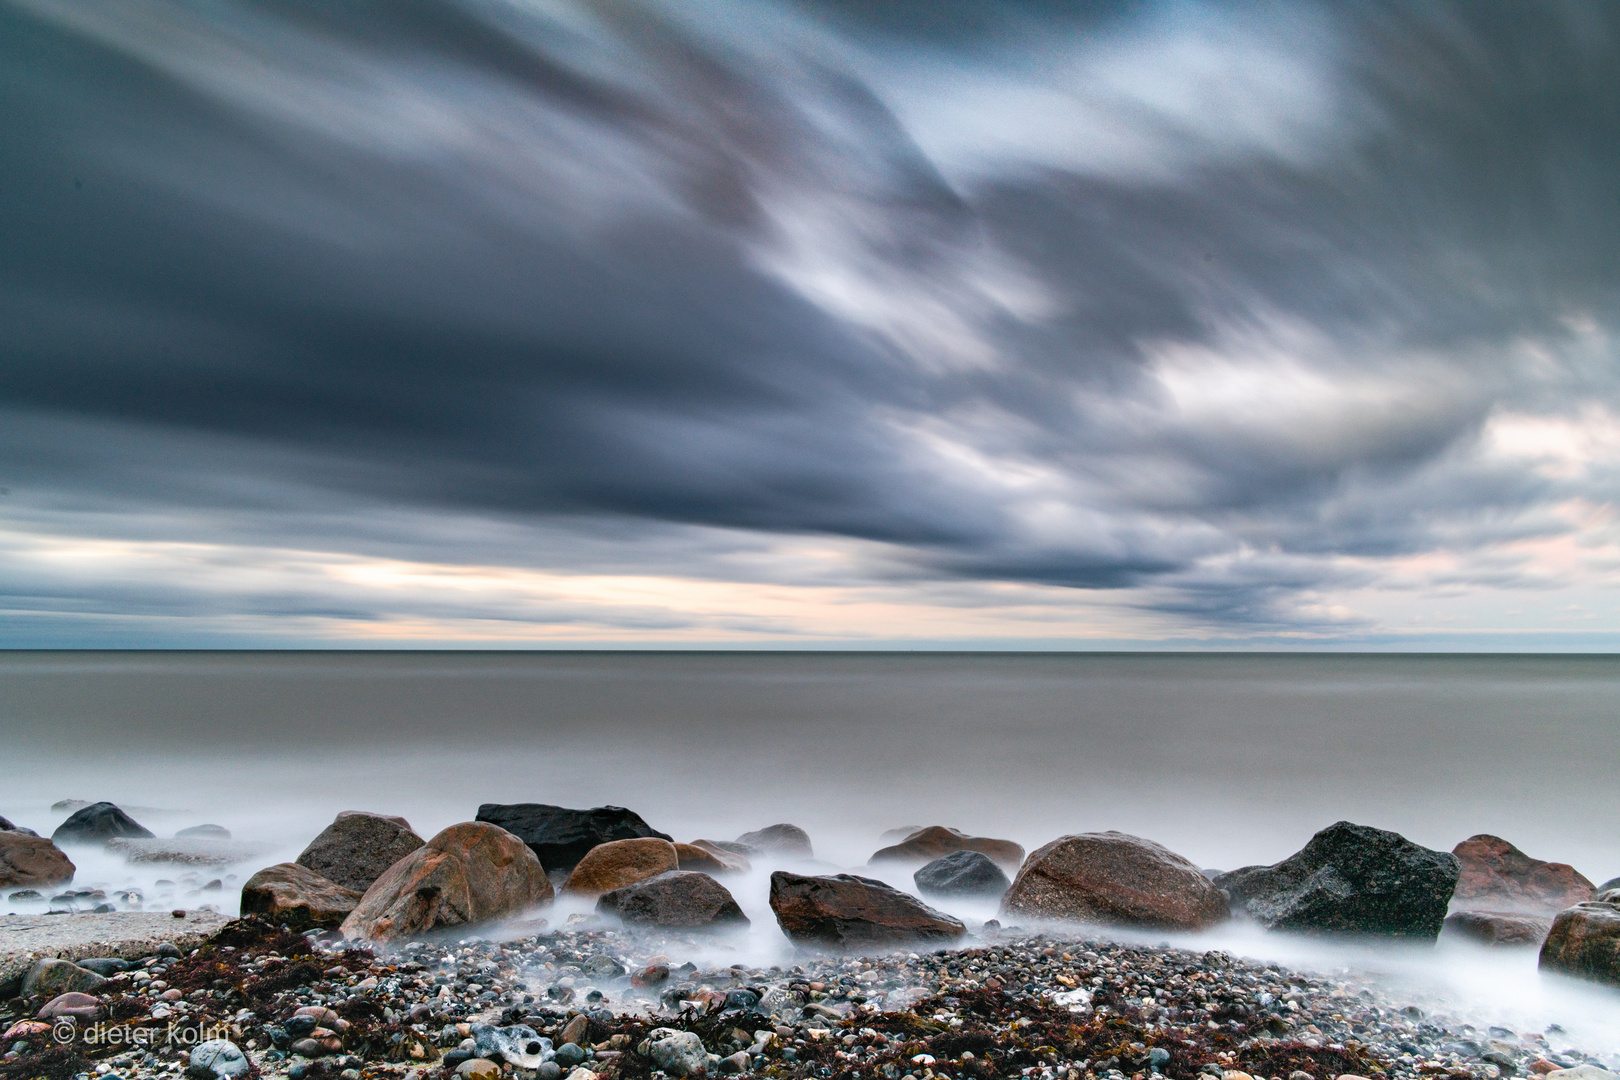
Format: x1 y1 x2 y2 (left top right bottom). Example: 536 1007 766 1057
4 652 1619 1057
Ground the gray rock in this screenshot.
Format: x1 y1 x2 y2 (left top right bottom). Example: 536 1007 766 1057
646 1028 709 1077
597 870 749 929
914 850 1011 898
1600 877 1620 894
22 958 107 998
52 803 154 845
1215 821 1459 939
188 1040 249 1080
296 812 425 894
735 824 813 858
175 825 232 840
552 1044 587 1069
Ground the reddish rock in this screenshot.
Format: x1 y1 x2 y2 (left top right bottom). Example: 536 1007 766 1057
1443 909 1552 947
562 838 679 898
340 821 552 943
869 826 1025 870
676 841 750 874
1451 835 1594 915
37 992 101 1020
769 870 965 950
0 832 75 889
298 812 426 894
241 862 363 928
1001 831 1229 930
1539 899 1620 988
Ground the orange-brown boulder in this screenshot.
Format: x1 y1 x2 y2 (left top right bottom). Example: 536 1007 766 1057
0 832 75 889
869 826 1024 870
340 822 552 942
1001 831 1228 930
675 841 750 874
241 863 362 929
562 838 678 898
1451 835 1594 915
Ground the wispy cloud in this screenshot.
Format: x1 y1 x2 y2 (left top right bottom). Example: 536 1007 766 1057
2 0 1620 646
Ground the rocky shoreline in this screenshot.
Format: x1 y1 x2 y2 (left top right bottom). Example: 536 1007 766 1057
5 804 1620 1080
3 917 1617 1080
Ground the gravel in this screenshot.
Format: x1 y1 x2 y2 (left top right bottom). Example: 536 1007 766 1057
4 917 1617 1080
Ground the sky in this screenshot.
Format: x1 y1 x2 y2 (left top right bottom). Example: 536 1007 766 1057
3 0 1620 649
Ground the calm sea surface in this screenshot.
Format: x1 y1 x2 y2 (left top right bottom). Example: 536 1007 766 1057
4 652 1619 1049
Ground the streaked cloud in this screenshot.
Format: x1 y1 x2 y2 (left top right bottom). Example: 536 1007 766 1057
2 0 1619 646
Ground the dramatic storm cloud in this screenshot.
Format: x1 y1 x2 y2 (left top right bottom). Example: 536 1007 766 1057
3 0 1620 646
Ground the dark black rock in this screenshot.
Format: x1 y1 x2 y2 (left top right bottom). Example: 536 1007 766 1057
51 802 154 845
552 1044 586 1069
75 958 132 976
913 850 1011 898
473 804 671 871
1214 821 1459 939
283 1016 318 1038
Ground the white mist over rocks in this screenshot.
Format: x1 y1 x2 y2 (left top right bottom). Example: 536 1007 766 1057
5 652 1620 1053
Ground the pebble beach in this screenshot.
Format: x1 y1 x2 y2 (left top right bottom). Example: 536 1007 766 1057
5 802 1620 1080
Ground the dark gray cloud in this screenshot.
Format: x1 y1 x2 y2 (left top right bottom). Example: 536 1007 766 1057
2 0 1620 641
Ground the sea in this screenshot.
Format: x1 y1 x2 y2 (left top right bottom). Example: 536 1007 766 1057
3 652 1619 1056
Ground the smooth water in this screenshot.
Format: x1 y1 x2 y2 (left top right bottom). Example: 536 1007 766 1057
4 652 1620 1052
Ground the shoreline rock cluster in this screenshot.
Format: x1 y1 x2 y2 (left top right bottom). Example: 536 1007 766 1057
6 803 1620 1080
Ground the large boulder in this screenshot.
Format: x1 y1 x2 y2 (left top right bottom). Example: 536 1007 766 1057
870 826 1024 870
1443 910 1552 947
675 841 750 874
241 863 363 929
1600 876 1620 894
51 803 153 845
769 870 965 950
0 832 75 888
1001 832 1228 930
1450 835 1594 914
562 838 679 898
1216 821 1458 939
598 870 749 929
297 812 425 894
914 850 1012 899
474 804 671 872
736 824 813 858
340 822 552 942
1539 899 1620 988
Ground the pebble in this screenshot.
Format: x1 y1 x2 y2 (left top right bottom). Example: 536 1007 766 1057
2 914 1615 1080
